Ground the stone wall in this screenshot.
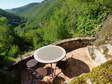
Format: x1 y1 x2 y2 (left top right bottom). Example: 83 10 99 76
12 37 96 66
53 37 96 52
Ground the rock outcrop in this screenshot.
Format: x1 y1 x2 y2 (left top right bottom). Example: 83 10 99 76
88 44 112 66
66 44 112 84
66 44 112 70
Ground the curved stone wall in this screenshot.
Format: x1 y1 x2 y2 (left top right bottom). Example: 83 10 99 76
11 37 96 67
9 37 96 82
53 37 96 52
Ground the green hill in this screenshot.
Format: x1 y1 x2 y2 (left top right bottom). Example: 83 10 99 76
21 0 60 19
15 0 112 49
16 0 61 29
0 9 25 27
6 3 38 15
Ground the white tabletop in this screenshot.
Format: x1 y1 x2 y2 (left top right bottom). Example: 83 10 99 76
34 45 66 63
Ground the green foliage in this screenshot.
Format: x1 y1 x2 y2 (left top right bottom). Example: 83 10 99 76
0 24 14 51
0 16 24 68
0 16 8 24
15 0 112 50
0 9 25 27
8 45 20 58
103 0 112 8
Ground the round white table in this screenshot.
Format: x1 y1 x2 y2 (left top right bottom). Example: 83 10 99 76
34 45 66 77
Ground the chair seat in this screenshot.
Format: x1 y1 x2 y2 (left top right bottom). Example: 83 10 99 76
26 59 38 68
32 67 47 80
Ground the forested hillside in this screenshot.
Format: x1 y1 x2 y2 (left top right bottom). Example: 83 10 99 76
0 9 25 27
0 9 27 69
6 3 38 15
15 0 112 50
